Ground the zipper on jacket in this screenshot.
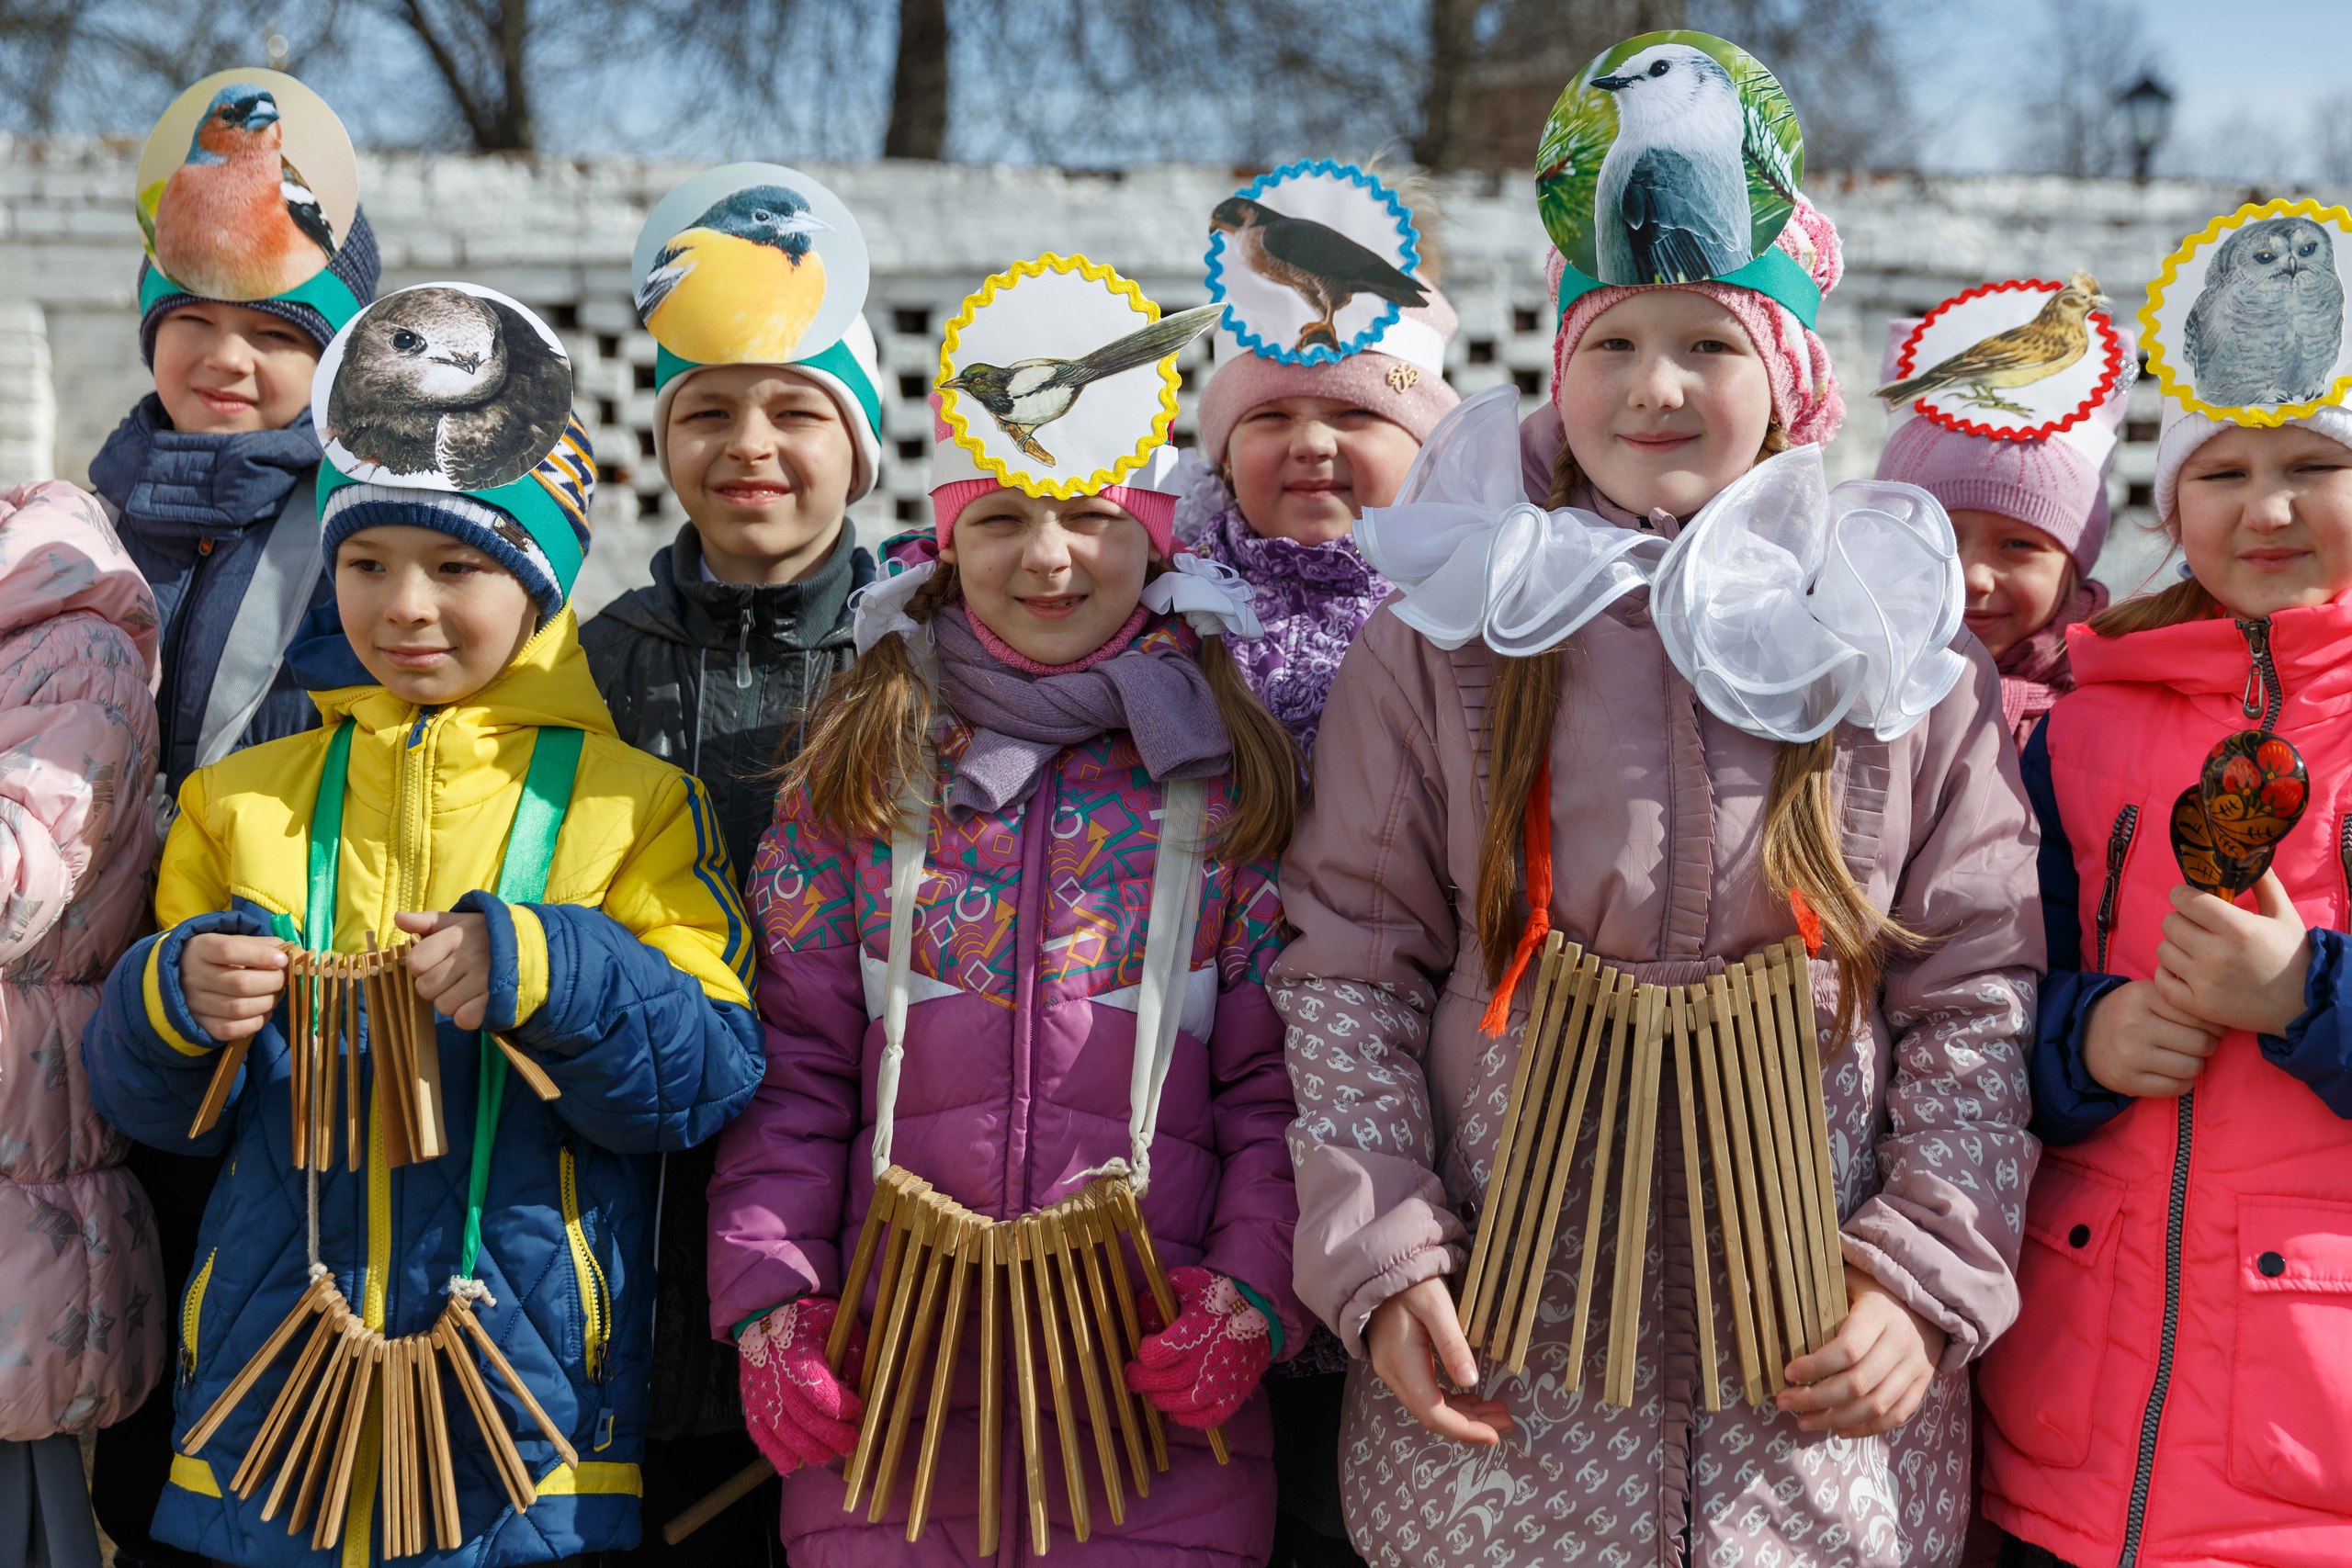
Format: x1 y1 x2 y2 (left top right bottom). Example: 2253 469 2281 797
177 1247 218 1384
2119 1089 2196 1566
560 1144 611 1382
2237 617 2283 728
737 606 753 690
2095 804 2141 971
2339 812 2351 910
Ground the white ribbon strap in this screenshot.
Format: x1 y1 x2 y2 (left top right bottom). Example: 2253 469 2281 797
866 767 1211 1199
1114 778 1210 1198
868 773 933 1181
850 558 939 659
1143 554 1263 641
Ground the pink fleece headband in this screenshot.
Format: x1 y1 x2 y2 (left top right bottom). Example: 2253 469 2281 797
929 478 1175 553
1197 288 1463 463
1547 199 1846 451
927 402 1176 555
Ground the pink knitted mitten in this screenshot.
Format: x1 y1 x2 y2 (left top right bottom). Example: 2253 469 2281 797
1123 1266 1272 1428
739 1297 864 1473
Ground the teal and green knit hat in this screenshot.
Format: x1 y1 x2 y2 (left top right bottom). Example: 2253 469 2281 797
312 282 593 616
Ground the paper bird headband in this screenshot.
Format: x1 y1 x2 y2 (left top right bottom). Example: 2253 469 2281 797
934 254 1218 499
1878 276 2131 446
136 67 360 313
1536 30 1813 326
1204 159 1428 367
631 162 876 416
312 282 587 581
2143 198 2352 427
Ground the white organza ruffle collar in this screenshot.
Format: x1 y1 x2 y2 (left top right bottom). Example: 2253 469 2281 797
1355 385 1967 743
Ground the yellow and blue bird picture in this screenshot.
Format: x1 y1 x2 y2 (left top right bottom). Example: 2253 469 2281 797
632 163 870 369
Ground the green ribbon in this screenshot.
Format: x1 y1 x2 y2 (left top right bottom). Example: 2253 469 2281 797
300 720 582 1282
653 334 883 436
1553 243 1822 331
139 261 365 334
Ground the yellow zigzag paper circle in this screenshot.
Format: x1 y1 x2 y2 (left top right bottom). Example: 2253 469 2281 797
2141 197 2352 429
934 252 1182 500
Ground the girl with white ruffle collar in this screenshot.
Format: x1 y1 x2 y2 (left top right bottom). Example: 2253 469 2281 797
1271 189 2043 1564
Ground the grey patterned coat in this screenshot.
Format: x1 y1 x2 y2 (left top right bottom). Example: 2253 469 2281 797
1270 527 2045 1567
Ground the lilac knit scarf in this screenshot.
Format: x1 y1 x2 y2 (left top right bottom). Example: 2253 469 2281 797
932 605 1230 818
1191 505 1390 751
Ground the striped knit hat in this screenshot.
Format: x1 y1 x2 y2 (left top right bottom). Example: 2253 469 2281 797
319 413 594 619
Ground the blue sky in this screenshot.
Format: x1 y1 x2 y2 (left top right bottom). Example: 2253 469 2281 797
1911 0 2352 179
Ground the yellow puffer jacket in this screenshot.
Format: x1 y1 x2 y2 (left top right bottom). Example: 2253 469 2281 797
85 605 763 1567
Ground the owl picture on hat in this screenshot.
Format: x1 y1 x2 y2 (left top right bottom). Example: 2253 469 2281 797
1206 160 1426 365
137 67 358 302
1537 31 1801 293
936 254 1218 498
631 162 870 368
1878 275 2127 441
317 282 575 492
2143 198 2352 426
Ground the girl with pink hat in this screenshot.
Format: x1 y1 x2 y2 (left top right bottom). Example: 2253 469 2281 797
1181 162 1462 753
1871 276 2135 747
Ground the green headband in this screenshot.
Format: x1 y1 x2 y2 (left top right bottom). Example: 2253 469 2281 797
313 462 585 600
653 336 883 436
140 261 366 333
1554 244 1822 332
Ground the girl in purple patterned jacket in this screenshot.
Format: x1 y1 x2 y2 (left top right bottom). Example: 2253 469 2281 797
706 258 1306 1567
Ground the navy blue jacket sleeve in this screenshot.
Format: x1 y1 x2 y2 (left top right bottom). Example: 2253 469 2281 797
2261 927 2352 1119
2020 719 2135 1145
83 907 274 1155
458 891 763 1156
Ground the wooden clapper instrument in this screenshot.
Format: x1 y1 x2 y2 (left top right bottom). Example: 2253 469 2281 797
173 721 579 1559
668 776 1228 1554
1455 934 1847 1411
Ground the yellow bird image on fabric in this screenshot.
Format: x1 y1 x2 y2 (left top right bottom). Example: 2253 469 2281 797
1875 272 2109 416
633 185 831 365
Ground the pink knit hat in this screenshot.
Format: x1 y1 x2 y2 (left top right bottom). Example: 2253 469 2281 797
1196 288 1463 462
1546 199 1847 450
927 398 1177 555
1872 317 2133 577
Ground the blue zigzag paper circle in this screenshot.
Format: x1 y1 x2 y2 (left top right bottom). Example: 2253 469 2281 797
1205 159 1423 367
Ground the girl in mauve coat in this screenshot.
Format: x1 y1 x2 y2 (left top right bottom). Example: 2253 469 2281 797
707 259 1306 1568
1272 51 2045 1563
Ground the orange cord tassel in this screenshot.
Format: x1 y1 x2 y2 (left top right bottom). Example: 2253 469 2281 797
1790 887 1824 956
1478 761 1553 1037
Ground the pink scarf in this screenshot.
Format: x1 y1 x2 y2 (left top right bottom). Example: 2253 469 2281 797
1997 579 2108 748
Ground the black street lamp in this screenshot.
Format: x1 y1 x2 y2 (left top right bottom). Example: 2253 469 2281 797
2120 73 2175 183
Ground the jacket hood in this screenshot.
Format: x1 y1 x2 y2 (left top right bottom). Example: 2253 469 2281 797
2065 589 2352 719
87 394 320 542
596 524 868 655
286 598 619 742
0 481 161 681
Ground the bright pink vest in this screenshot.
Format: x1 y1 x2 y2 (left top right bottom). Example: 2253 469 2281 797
1979 596 2352 1568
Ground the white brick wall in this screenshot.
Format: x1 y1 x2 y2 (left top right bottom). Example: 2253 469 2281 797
0 141 2275 615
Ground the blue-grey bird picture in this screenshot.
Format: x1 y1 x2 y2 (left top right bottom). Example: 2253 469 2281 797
1589 43 1752 286
2184 216 2346 407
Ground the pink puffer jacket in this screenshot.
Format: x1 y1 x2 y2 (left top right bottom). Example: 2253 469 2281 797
707 648 1303 1568
1274 491 2043 1567
0 482 164 1439
1980 598 2352 1568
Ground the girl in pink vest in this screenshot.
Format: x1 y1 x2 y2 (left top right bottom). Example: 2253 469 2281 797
707 257 1306 1566
1979 202 2352 1567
